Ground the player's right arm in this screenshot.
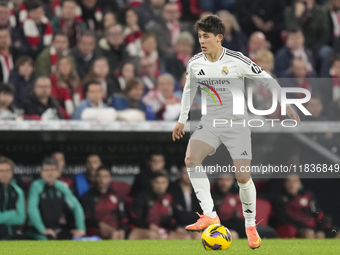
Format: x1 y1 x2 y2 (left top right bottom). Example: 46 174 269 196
172 61 197 141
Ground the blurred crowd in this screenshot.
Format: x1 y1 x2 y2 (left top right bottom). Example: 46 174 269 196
0 0 340 122
1 152 340 240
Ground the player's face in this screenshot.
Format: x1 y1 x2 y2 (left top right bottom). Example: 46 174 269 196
0 163 13 185
197 29 221 54
152 176 169 195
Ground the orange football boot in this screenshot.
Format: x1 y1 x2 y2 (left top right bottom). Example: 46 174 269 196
185 212 221 232
246 222 262 249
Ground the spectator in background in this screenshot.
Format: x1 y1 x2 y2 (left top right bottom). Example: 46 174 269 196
249 50 280 116
84 57 120 104
23 77 64 120
74 154 102 198
282 58 319 98
275 28 315 78
112 78 154 121
129 171 188 240
98 24 128 74
146 2 181 58
50 56 83 117
140 33 159 67
78 0 102 31
168 166 201 240
300 94 327 121
135 0 165 31
113 61 136 91
123 8 142 57
35 32 70 77
9 56 35 109
51 151 73 189
97 11 117 39
211 174 241 239
165 32 194 82
247 31 270 61
326 97 340 121
0 157 25 240
272 174 329 238
70 32 98 80
285 0 333 77
51 0 86 48
139 57 161 92
199 0 235 13
26 158 85 240
0 27 17 83
255 50 275 76
217 10 248 56
143 74 181 120
211 173 277 239
81 166 127 240
235 0 285 52
7 0 24 28
0 1 11 29
130 150 166 197
72 80 116 121
0 83 15 120
325 55 340 103
14 0 54 59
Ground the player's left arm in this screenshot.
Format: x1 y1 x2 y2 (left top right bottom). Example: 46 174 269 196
236 54 301 125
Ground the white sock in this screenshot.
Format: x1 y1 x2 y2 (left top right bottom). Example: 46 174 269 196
187 166 216 218
238 178 256 228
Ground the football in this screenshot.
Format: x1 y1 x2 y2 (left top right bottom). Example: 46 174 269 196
201 224 232 251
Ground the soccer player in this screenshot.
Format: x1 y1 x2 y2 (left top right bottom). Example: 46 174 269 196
172 15 301 249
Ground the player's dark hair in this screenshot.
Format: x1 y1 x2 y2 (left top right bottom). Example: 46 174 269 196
97 165 111 176
194 15 226 36
25 0 44 12
42 157 58 169
0 156 15 171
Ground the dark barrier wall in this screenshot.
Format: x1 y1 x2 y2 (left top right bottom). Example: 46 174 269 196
0 129 339 226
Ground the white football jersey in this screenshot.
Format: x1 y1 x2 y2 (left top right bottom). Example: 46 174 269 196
178 47 282 124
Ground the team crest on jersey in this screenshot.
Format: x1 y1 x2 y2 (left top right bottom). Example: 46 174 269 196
221 66 229 76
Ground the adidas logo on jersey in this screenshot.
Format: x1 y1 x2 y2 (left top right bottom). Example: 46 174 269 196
197 69 205 75
241 151 248 156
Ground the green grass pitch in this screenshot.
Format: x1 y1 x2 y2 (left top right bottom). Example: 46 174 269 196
1 239 340 255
